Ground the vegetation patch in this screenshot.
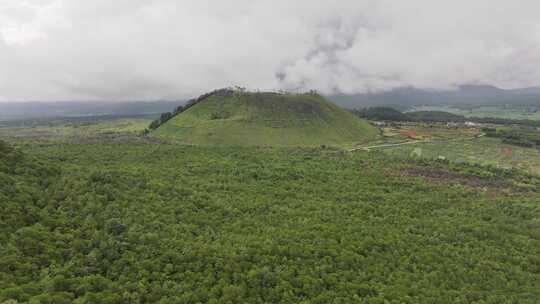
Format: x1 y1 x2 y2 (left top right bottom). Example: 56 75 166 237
2 103 540 303
484 126 540 148
151 89 378 147
400 167 513 189
1 134 540 303
354 106 540 127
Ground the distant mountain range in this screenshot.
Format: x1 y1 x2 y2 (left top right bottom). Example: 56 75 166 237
328 85 540 109
0 101 180 121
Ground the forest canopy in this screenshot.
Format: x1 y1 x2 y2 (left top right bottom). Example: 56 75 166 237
1 140 539 303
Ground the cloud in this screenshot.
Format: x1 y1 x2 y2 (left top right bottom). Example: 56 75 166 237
1 0 540 101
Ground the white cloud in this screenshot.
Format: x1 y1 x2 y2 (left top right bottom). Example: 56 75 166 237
1 0 540 101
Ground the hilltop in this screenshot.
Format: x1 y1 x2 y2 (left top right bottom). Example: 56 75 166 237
151 89 378 146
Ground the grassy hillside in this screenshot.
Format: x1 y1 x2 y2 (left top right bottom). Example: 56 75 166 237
152 91 378 147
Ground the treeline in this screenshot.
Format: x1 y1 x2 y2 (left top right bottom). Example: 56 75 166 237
352 107 411 122
353 107 540 127
406 111 466 122
483 127 540 148
470 116 540 127
146 89 235 132
352 107 467 123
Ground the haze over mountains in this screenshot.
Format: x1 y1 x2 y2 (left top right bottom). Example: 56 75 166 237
2 85 540 121
0 100 180 121
329 85 540 109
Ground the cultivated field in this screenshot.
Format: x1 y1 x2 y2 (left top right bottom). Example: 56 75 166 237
360 122 540 175
384 137 540 174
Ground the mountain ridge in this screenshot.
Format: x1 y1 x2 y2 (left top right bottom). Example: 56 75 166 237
329 85 540 109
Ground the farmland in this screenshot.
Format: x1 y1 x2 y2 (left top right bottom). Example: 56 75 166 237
382 136 540 175
355 122 540 175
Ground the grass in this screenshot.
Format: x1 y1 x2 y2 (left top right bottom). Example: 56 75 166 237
381 136 540 175
0 116 153 143
152 91 379 147
355 122 540 175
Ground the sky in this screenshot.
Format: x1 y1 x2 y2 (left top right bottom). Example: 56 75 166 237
1 0 540 101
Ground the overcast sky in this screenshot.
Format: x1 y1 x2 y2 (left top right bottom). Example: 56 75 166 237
1 0 540 101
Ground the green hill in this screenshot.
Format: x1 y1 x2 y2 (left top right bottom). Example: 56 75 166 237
152 89 378 146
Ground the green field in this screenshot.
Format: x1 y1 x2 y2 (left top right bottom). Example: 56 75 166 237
376 136 540 175
153 91 378 147
0 116 153 143
352 121 540 175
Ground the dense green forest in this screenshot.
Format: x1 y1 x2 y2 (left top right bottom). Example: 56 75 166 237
353 107 468 123
351 107 410 122
483 126 540 148
405 111 467 122
354 106 540 127
1 138 539 303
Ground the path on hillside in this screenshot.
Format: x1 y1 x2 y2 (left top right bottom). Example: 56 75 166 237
350 133 486 152
349 139 430 152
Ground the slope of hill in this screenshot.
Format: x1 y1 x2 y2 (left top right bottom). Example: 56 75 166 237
152 90 378 146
